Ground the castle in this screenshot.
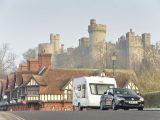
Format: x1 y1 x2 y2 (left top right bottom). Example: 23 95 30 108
116 29 151 70
38 19 152 70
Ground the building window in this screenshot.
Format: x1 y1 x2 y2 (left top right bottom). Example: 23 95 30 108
45 95 48 101
51 95 54 100
48 95 51 100
67 90 72 101
55 95 57 100
64 90 67 100
58 95 60 100
42 95 45 101
27 86 39 95
61 95 63 100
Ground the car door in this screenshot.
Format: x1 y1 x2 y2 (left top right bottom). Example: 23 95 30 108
105 89 113 106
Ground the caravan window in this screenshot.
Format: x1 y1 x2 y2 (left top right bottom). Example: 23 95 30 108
82 84 86 89
77 85 81 91
90 84 97 94
90 84 114 95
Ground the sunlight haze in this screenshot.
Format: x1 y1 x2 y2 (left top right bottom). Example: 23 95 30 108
0 0 160 65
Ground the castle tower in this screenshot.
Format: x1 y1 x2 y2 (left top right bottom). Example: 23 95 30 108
79 37 89 48
50 34 60 67
88 19 107 68
50 33 60 55
126 29 144 70
38 43 52 54
142 33 151 49
117 35 128 69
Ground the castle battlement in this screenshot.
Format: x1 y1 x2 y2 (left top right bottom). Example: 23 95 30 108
88 19 106 33
88 24 106 33
50 34 60 40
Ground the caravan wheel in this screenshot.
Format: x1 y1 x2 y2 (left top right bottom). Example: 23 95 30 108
78 103 83 111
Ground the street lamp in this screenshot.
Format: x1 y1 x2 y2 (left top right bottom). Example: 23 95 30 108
112 52 117 76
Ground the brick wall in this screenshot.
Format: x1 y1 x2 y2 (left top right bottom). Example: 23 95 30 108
40 102 73 111
5 102 72 111
7 104 39 111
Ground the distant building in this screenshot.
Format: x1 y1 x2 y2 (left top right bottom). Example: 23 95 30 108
116 29 151 70
56 19 107 69
36 19 153 71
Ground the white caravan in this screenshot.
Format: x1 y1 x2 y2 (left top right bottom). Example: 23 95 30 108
72 76 117 110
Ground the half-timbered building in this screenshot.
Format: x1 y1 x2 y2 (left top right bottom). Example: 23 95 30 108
0 52 141 111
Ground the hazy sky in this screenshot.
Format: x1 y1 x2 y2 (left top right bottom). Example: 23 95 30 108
0 0 160 65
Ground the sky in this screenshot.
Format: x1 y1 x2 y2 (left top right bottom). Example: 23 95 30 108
0 0 160 65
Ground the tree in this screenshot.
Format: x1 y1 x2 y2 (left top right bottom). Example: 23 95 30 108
138 46 160 92
0 43 17 72
22 47 37 62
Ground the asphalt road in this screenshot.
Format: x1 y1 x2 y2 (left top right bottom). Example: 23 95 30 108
7 110 160 120
0 112 24 120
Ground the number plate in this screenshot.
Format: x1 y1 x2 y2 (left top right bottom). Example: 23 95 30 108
106 101 112 105
129 101 138 104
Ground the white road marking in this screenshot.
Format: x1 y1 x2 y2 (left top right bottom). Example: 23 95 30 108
0 112 25 120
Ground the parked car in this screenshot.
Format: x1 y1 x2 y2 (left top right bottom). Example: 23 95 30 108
100 88 144 110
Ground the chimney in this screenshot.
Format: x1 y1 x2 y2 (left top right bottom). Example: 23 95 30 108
38 53 52 68
27 59 39 72
19 64 28 71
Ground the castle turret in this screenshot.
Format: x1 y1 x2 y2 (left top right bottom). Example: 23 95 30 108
50 33 60 55
126 29 144 70
38 43 52 54
142 33 151 49
79 37 89 48
88 19 107 68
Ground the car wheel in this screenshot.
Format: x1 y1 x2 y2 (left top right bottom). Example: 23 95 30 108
100 102 104 110
124 108 129 110
138 107 143 111
112 100 117 110
78 103 83 111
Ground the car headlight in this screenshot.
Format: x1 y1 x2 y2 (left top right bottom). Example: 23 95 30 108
140 97 144 101
117 97 125 101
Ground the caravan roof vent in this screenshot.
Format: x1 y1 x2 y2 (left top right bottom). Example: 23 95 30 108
100 72 106 77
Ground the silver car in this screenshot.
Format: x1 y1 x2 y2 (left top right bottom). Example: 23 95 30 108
100 88 144 110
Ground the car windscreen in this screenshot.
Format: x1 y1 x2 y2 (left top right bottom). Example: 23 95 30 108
90 84 114 95
114 88 137 96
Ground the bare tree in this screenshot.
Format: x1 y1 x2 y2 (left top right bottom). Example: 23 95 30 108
0 43 17 72
139 46 160 92
96 41 106 69
22 47 37 63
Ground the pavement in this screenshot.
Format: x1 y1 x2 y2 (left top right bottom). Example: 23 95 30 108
0 112 25 120
144 108 160 111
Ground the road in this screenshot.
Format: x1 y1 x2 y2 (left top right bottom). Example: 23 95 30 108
1 110 157 120
0 112 24 120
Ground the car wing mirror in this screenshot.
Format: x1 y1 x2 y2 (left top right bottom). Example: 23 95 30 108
137 93 141 96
